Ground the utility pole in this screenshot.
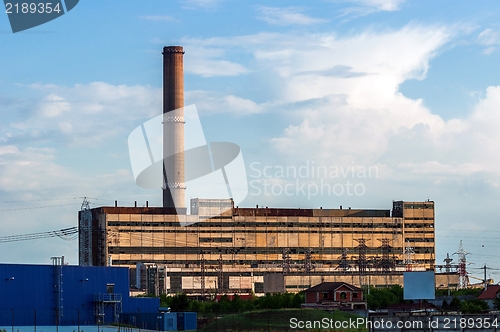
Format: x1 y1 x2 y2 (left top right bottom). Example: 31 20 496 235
443 253 453 273
482 264 488 291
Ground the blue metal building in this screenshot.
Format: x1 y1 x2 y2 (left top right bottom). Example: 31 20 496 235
0 262 159 326
121 311 197 331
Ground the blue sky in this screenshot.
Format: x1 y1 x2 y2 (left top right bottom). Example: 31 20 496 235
2 0 500 282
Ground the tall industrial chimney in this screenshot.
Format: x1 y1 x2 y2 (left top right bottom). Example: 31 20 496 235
162 46 186 210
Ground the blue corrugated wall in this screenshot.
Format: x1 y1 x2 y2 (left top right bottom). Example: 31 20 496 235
0 263 159 326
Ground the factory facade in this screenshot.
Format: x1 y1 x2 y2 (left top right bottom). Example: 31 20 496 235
78 199 449 295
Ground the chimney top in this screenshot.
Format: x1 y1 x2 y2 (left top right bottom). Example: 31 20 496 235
163 46 184 54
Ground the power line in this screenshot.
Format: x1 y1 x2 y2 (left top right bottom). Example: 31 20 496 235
437 230 500 234
0 227 78 243
0 203 81 212
0 197 82 204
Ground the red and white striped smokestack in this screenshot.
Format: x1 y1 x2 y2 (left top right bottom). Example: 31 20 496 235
162 46 186 210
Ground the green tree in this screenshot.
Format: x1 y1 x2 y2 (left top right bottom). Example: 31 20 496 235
449 297 461 310
389 284 404 302
494 297 500 310
367 288 398 309
292 292 304 308
231 294 243 313
170 293 190 311
218 294 232 313
460 301 482 314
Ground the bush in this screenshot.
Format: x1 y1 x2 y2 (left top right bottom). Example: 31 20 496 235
367 287 399 309
160 291 304 315
449 297 461 310
460 299 489 313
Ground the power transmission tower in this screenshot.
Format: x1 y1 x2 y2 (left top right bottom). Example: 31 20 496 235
216 253 224 294
354 238 369 286
337 248 351 272
378 239 395 273
79 197 92 266
453 240 469 289
200 252 206 298
281 248 291 275
302 248 314 273
354 238 369 274
404 240 415 271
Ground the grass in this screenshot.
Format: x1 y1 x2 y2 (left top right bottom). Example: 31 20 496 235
199 308 367 332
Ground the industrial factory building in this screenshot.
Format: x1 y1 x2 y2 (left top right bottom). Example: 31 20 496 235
78 45 457 295
78 199 448 295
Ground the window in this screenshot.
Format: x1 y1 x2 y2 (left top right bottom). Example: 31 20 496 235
107 284 115 294
322 292 328 298
340 292 347 300
353 293 358 298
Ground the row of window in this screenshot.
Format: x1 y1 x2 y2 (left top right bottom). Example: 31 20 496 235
403 204 434 209
404 224 434 228
404 238 434 242
115 228 404 235
108 246 434 255
107 221 416 229
196 202 233 208
199 237 233 243
112 258 434 269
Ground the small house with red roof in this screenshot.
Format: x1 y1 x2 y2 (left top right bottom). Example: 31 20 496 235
302 282 367 310
477 285 500 309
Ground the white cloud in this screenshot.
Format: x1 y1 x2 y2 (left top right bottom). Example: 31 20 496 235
6 82 162 146
179 25 500 189
332 0 405 19
0 141 148 264
183 26 449 104
58 122 73 133
39 94 70 117
250 29 500 195
181 26 485 202
477 28 500 54
186 59 248 77
0 147 66 192
483 47 495 55
257 6 328 26
186 90 266 115
478 28 500 46
0 145 19 155
349 0 405 11
183 45 248 77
